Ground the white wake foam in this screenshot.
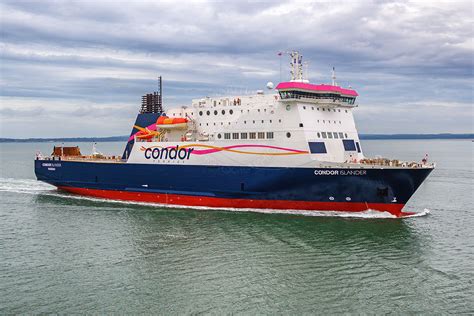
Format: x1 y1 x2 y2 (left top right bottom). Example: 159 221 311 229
0 178 431 219
0 177 55 194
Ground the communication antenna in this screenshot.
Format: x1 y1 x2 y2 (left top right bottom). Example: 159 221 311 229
332 67 337 86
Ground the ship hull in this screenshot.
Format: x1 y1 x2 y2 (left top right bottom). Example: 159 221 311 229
35 159 433 217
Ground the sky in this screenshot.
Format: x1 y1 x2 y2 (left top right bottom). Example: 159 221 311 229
0 0 472 138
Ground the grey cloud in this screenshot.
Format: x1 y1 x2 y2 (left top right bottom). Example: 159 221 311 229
0 0 472 137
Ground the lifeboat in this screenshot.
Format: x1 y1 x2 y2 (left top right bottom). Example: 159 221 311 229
156 116 188 129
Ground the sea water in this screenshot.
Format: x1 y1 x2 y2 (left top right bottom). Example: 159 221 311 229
0 140 472 313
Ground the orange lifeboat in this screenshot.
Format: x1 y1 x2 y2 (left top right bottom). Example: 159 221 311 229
156 116 188 129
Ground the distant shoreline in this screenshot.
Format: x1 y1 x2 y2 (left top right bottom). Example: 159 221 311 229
0 133 472 143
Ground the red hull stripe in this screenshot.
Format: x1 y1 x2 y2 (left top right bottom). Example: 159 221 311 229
57 186 408 217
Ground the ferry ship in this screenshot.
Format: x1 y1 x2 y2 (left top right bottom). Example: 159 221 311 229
34 52 434 217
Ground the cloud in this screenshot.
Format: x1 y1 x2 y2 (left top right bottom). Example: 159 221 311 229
0 0 472 137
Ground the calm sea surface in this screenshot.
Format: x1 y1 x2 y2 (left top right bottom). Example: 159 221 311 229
0 140 472 314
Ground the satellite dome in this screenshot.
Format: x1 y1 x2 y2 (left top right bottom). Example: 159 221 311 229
266 81 274 89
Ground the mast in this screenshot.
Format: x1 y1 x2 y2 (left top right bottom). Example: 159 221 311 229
289 51 308 83
332 67 337 86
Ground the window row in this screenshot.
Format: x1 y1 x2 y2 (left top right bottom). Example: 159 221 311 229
199 109 235 116
318 132 349 139
280 91 356 104
218 132 275 140
302 106 348 113
199 119 282 127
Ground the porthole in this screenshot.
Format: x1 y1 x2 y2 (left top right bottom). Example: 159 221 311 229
217 134 222 139
346 197 351 201
286 132 291 138
286 104 291 111
214 110 218 115
222 110 225 115
329 196 335 201
261 120 264 123
303 106 306 110
345 133 348 138
230 109 233 114
199 111 203 116
206 111 210 115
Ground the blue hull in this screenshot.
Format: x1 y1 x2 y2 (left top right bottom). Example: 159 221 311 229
34 159 432 215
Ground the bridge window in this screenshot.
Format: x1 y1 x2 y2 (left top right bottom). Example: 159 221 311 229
338 132 344 139
333 132 339 139
322 132 327 138
328 132 333 139
317 132 321 138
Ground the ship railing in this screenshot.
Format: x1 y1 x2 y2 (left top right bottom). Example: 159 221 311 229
358 158 435 168
37 155 124 163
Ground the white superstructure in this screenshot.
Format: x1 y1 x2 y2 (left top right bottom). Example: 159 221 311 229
128 52 364 167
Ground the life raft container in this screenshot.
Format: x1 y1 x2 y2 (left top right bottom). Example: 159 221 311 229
156 116 188 129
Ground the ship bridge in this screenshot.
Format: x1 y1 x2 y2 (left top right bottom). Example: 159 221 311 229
276 51 358 107
276 82 358 106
